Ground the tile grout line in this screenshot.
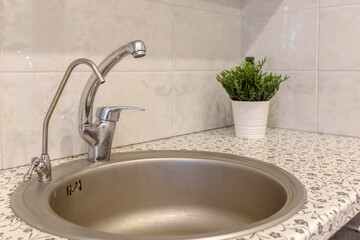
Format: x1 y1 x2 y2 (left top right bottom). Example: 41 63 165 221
316 0 320 133
319 2 360 10
242 2 360 18
257 69 360 73
171 4 175 138
242 7 318 18
0 12 2 168
142 0 241 18
171 72 175 138
0 70 231 74
2 69 360 75
0 84 3 169
263 70 318 72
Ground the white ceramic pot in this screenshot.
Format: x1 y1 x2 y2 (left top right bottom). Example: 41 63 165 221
232 101 270 139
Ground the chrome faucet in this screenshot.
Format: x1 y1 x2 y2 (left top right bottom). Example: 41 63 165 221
24 40 146 182
78 40 146 161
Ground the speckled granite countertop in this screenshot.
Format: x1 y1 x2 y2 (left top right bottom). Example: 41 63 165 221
1 127 360 240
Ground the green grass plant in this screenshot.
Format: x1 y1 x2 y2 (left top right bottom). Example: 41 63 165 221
217 58 289 101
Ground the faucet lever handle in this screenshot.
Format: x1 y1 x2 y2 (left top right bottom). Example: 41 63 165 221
23 157 41 182
96 106 145 122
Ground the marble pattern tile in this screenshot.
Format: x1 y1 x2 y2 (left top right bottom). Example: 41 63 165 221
242 10 317 71
241 0 317 16
319 5 360 70
172 6 241 71
173 72 233 135
318 71 360 137
0 72 173 168
320 0 360 7
0 0 173 72
268 71 317 132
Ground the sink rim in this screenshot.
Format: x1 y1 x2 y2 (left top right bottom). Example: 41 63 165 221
11 150 307 240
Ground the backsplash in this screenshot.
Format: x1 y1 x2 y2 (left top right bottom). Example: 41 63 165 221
241 0 360 137
0 0 240 169
1 0 359 169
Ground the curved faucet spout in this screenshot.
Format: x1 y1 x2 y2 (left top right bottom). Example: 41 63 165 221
78 40 146 143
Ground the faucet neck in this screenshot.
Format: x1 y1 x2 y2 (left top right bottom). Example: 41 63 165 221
24 58 105 182
78 40 146 129
42 58 105 155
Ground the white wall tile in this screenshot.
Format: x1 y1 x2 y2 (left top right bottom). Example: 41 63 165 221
242 10 317 71
268 71 317 132
320 0 360 7
173 72 233 135
173 6 241 71
6 0 360 167
95 72 174 147
241 2 360 138
241 0 317 16
319 5 360 71
318 72 360 137
0 0 243 169
0 72 86 168
0 72 173 168
0 0 173 72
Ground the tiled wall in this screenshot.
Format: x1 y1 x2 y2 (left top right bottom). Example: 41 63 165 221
0 0 241 169
241 0 360 137
2 0 358 169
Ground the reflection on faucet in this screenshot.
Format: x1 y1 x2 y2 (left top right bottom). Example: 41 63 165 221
78 40 146 161
24 40 147 182
82 106 145 161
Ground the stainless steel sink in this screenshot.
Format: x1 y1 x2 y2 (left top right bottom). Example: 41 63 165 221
11 151 306 240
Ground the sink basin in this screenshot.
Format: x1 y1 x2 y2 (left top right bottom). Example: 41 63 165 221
12 151 306 240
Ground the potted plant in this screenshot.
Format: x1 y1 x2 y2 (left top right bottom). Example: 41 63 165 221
217 57 289 139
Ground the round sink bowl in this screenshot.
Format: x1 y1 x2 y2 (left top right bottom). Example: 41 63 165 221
12 151 306 240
